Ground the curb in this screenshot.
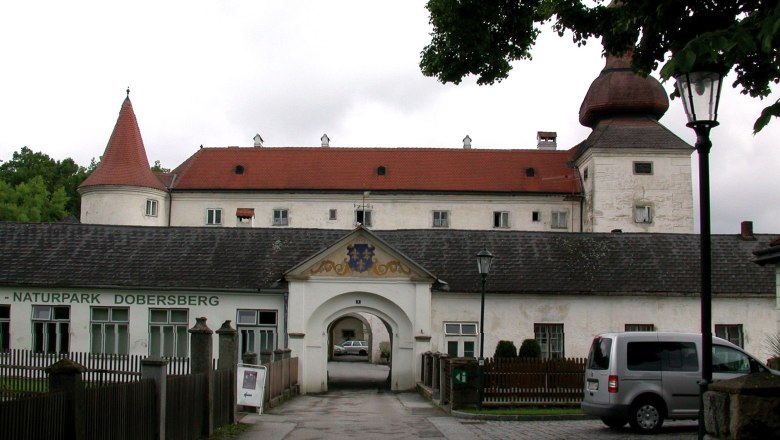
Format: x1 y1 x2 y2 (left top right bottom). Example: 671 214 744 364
451 410 597 422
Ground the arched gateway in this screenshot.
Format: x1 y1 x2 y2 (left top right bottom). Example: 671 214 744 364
283 227 439 393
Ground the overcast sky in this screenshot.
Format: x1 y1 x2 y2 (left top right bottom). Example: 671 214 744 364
1 1 777 234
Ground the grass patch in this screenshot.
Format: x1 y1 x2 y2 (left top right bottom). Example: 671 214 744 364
459 407 584 416
207 423 250 440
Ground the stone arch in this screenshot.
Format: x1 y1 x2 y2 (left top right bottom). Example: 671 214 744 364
302 291 416 393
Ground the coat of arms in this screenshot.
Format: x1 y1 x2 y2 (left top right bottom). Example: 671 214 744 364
347 243 375 273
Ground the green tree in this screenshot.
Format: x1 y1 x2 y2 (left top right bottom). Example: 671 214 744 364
151 160 170 173
420 0 780 132
494 340 519 358
0 147 91 219
0 176 69 222
519 338 542 358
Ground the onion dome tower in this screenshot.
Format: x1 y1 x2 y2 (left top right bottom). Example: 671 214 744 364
79 90 169 225
572 51 694 233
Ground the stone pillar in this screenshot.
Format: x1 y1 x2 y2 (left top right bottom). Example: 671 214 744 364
449 358 479 410
437 354 450 403
260 350 273 365
216 320 238 370
242 352 258 365
189 317 214 437
704 372 780 439
141 357 169 440
46 358 87 440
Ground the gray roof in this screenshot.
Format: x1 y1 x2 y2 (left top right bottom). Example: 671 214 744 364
0 222 774 296
572 116 692 162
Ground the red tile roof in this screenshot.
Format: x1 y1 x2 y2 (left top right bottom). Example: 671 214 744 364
170 147 582 194
80 97 167 191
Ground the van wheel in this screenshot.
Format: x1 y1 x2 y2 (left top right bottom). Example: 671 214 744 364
629 398 665 433
601 416 627 429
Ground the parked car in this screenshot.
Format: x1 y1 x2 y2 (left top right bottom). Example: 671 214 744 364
333 344 346 356
338 340 369 356
581 332 777 433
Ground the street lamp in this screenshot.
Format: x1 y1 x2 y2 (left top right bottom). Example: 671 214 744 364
476 248 494 410
674 69 723 439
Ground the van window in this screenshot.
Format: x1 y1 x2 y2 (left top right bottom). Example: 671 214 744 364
712 345 751 374
663 342 698 372
627 342 662 371
587 337 612 370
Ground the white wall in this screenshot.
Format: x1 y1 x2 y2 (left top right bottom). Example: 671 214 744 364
4 287 285 357
80 186 169 227
431 292 775 363
169 192 583 231
577 149 693 233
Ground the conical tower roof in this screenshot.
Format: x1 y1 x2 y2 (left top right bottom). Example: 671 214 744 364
80 93 167 191
578 52 669 128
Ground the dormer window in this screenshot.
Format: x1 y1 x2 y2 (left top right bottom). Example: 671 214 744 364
526 167 535 177
377 166 386 176
235 165 245 175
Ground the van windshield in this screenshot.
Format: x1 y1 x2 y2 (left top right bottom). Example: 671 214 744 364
587 337 612 370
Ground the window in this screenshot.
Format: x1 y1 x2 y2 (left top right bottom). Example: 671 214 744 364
493 211 509 228
206 208 222 225
32 305 70 354
627 341 698 372
149 309 188 357
0 305 9 351
634 162 653 175
532 211 540 222
91 307 129 355
145 199 158 217
433 211 449 227
237 310 278 354
534 323 564 359
273 209 289 226
625 324 655 332
355 209 372 227
634 206 653 224
712 345 751 374
444 322 478 358
715 324 743 348
551 211 568 229
583 167 589 180
329 209 338 221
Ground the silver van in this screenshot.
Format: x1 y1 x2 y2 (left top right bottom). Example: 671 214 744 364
581 332 775 433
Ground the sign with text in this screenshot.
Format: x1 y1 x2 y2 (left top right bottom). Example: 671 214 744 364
237 363 267 413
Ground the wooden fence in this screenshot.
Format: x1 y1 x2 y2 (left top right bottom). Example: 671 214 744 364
85 379 157 440
484 357 586 405
419 352 586 407
265 356 298 406
0 349 189 398
0 391 67 440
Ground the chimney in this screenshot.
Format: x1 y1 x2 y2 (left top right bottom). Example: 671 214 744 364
463 135 472 149
537 131 557 150
253 134 264 147
321 134 330 147
740 221 756 241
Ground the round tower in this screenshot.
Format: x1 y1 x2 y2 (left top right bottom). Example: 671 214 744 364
79 91 170 226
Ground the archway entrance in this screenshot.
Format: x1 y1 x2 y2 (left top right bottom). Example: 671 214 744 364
327 312 391 389
283 226 437 394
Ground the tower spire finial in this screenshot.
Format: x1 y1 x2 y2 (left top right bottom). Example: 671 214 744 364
126 87 130 98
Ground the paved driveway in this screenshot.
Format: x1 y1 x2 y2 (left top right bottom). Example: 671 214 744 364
235 389 698 440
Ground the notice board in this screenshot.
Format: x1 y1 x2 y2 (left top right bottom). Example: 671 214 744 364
237 363 267 413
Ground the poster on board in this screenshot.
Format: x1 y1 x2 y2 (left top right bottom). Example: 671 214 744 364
237 363 267 413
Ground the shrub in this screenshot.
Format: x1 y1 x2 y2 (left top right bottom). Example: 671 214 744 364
494 340 518 358
519 339 542 358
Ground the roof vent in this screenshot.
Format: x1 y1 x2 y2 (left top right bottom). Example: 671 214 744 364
235 165 245 175
253 134 264 147
537 131 557 150
321 134 330 147
377 166 386 176
525 167 535 177
463 135 472 149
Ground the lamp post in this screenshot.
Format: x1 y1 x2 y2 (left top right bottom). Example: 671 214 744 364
674 70 723 440
476 248 494 410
